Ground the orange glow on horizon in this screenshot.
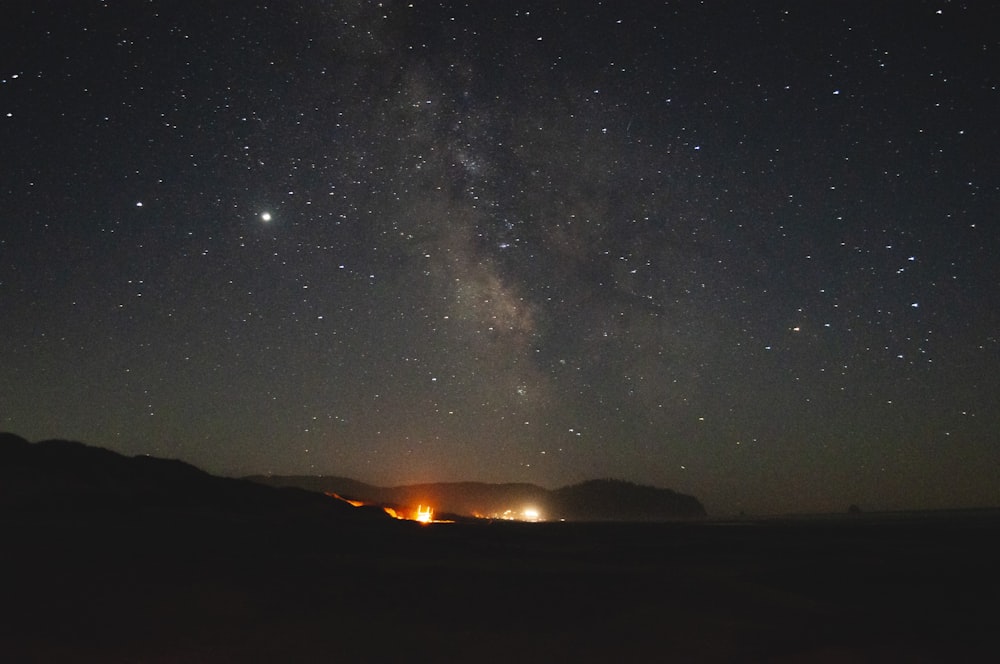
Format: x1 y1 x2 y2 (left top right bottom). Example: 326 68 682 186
325 492 447 524
325 492 365 507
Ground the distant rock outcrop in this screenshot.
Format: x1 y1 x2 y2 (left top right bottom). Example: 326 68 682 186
551 479 706 521
250 475 707 521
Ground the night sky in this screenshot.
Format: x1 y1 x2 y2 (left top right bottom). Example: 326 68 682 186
3 1 998 515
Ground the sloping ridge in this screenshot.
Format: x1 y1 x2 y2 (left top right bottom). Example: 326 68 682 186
251 474 707 521
0 432 383 523
551 479 706 520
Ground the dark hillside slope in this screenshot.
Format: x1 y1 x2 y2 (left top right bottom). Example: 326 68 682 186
0 432 384 524
552 479 707 521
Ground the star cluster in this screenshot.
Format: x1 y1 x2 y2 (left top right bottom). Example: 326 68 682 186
2 1 998 514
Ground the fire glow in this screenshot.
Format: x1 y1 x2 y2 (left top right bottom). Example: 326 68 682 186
324 492 544 524
326 493 444 524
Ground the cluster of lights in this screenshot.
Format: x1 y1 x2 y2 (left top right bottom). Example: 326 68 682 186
486 507 542 522
328 493 542 524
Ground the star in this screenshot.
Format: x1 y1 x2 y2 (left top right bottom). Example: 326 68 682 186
3 0 996 518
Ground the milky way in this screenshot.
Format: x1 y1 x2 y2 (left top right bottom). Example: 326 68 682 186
2 2 998 514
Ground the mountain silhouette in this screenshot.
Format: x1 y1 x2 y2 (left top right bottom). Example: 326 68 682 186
0 432 705 522
248 474 707 521
551 479 706 520
0 432 385 523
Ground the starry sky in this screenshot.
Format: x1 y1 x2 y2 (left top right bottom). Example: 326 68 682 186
2 1 998 515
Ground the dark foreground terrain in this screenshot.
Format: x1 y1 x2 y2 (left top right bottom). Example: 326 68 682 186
6 512 999 662
3 436 998 662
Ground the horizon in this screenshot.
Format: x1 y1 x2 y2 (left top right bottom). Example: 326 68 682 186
6 431 998 518
3 2 998 517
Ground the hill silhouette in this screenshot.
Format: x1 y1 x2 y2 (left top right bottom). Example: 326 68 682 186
552 479 706 520
247 474 707 521
1 432 705 521
0 432 385 524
